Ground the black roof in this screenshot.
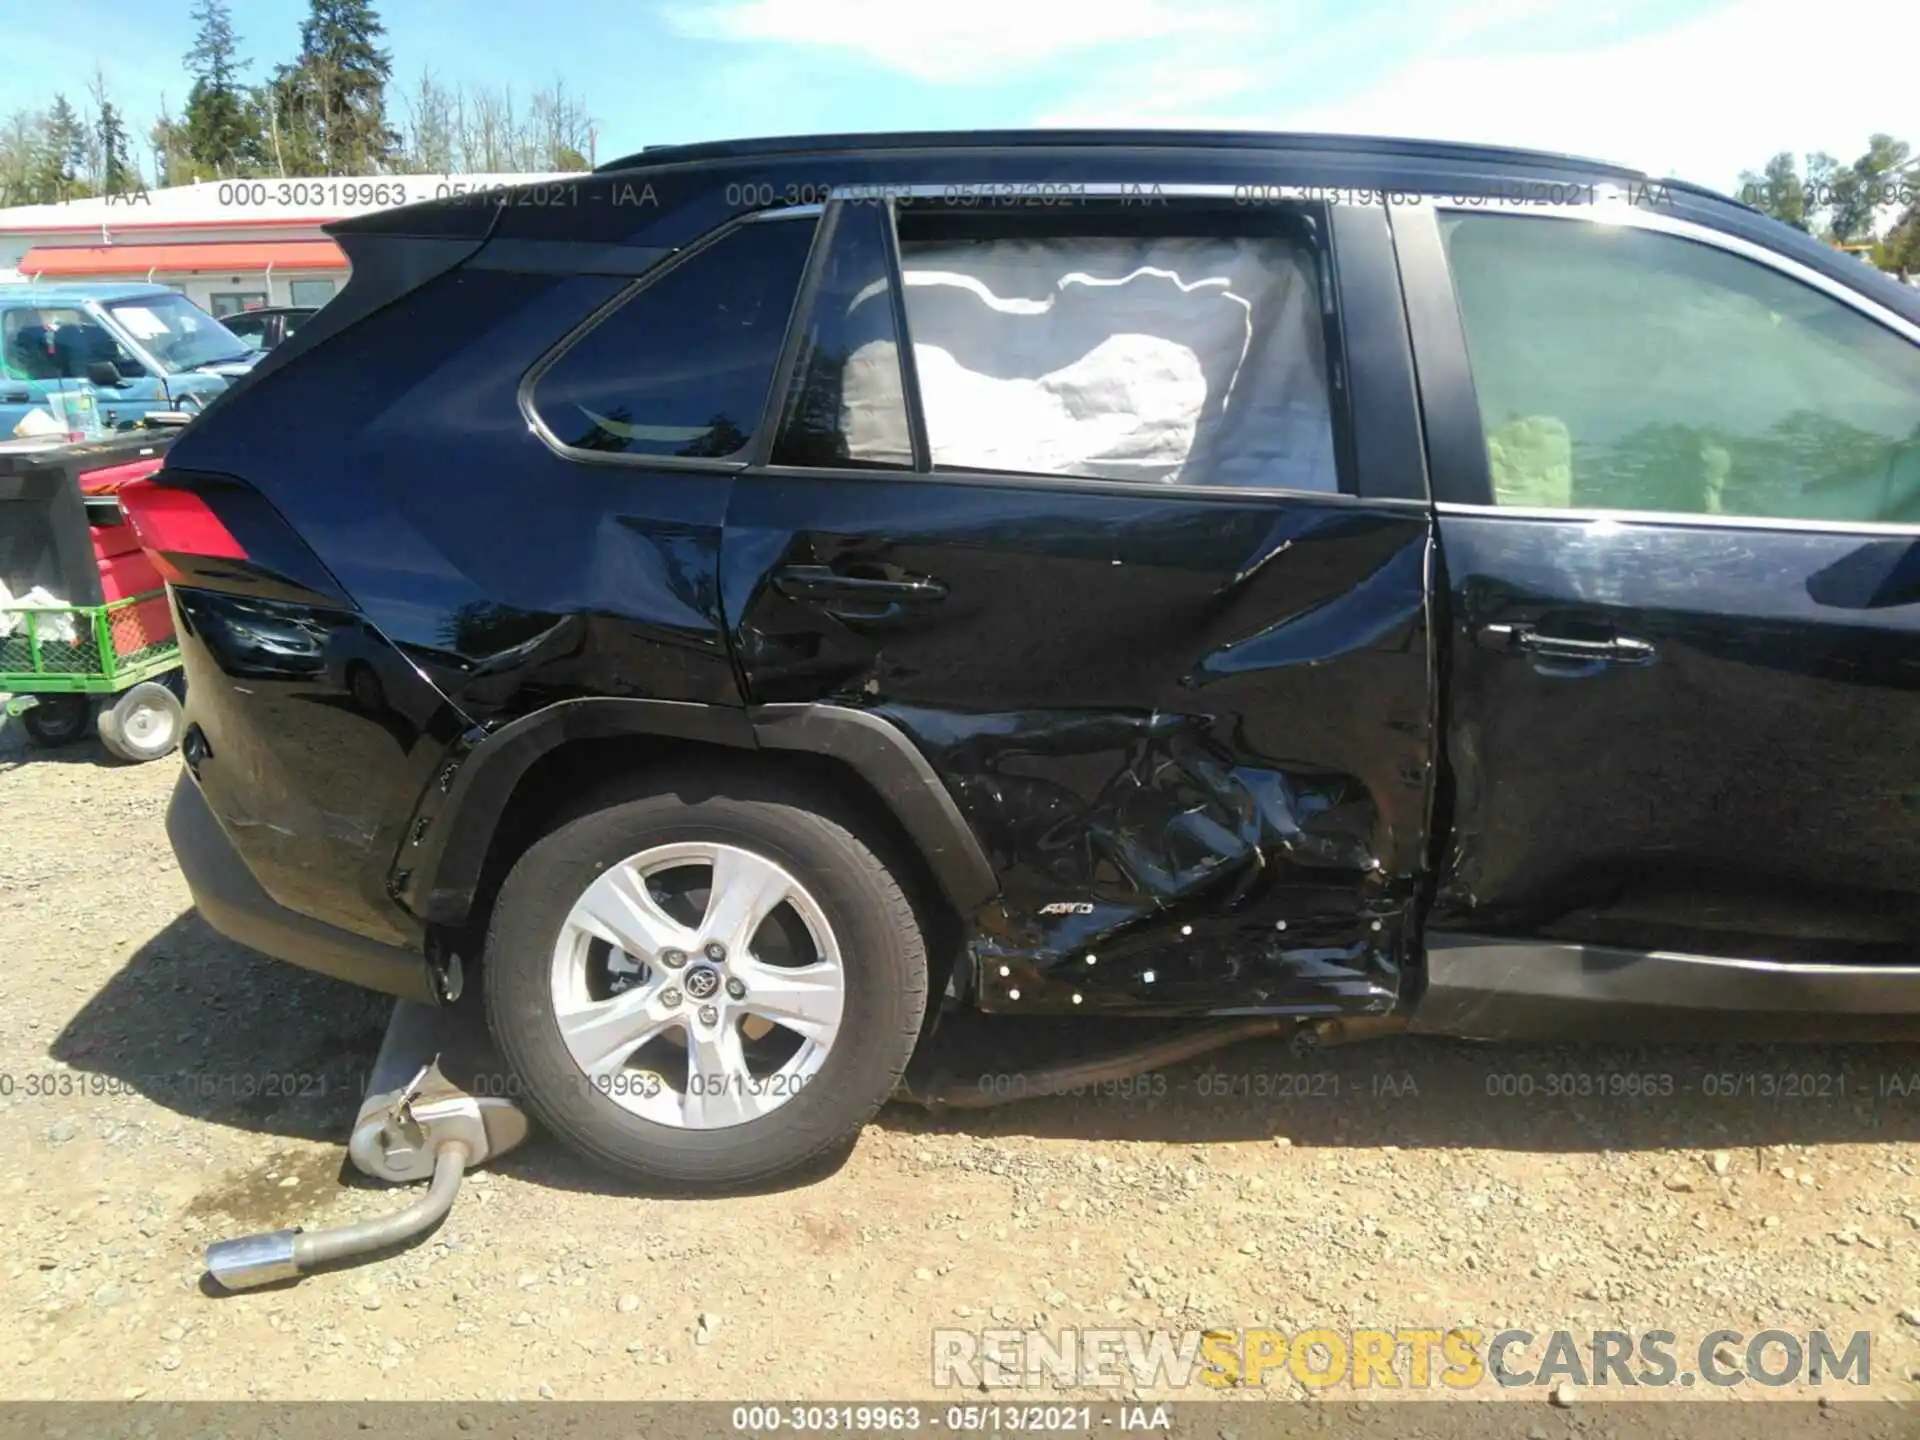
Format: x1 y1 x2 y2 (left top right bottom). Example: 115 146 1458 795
597 128 1651 181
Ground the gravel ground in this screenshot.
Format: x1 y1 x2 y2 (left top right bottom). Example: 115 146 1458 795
6 711 1920 1410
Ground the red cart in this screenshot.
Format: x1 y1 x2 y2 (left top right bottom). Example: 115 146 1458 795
0 429 185 761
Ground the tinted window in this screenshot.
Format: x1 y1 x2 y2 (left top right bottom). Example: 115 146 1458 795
1443 213 1920 523
893 212 1338 490
534 217 816 459
772 202 912 469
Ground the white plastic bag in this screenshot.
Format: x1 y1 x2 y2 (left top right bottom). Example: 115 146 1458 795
0 578 79 643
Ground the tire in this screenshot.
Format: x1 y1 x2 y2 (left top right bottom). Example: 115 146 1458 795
484 768 929 1190
345 661 385 714
19 694 92 747
96 681 183 763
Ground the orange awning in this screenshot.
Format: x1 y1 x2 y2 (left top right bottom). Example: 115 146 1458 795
17 239 348 277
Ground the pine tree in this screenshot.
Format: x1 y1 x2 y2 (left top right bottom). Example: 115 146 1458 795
277 0 398 174
93 92 137 196
34 95 88 200
182 0 260 177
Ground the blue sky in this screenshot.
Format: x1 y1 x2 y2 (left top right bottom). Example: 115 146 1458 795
3 0 1913 193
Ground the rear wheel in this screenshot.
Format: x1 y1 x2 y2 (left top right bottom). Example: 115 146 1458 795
483 771 928 1189
19 694 92 747
97 681 183 763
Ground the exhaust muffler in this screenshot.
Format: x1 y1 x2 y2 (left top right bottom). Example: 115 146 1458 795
205 999 529 1291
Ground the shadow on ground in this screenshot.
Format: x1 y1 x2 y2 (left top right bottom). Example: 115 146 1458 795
50 909 1920 1201
50 909 391 1143
0 725 134 772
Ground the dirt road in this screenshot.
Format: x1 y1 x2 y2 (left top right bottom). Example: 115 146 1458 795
6 715 1920 1407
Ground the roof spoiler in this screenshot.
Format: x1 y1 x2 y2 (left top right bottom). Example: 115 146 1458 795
187 226 491 416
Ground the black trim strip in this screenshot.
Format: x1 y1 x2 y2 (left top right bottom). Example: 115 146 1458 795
1387 204 1494 507
748 459 1425 507
750 200 841 469
468 239 674 276
401 697 998 925
404 698 758 925
880 197 932 474
1328 203 1431 503
1414 934 1920 1042
751 703 998 912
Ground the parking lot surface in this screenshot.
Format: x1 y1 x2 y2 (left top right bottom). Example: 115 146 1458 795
5 720 1920 1404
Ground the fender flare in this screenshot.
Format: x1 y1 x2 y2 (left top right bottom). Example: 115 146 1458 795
397 697 998 927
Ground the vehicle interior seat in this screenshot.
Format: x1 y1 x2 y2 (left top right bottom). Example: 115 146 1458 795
6 324 59 382
52 324 117 378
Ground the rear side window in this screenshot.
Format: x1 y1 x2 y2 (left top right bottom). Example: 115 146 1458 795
888 207 1339 490
1443 212 1920 523
532 216 816 459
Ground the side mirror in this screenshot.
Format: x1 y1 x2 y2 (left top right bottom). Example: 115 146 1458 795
86 359 126 387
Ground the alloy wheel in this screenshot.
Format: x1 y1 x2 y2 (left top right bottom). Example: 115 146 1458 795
548 841 846 1129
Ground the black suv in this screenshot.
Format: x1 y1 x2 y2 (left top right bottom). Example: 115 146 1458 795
126 131 1920 1189
219 306 318 353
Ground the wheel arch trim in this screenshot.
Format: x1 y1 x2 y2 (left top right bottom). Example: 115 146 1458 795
396 697 998 928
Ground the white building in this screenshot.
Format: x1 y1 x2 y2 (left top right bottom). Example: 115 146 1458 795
0 173 569 314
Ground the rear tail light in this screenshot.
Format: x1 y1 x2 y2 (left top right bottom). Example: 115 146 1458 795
119 478 249 581
117 469 351 608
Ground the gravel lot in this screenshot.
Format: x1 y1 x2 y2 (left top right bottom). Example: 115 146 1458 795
6 712 1920 1410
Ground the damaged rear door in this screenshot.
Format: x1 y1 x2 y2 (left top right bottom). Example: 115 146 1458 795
722 188 1436 1018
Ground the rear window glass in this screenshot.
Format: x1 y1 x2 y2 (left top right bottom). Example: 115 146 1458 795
532 217 816 460
886 209 1339 491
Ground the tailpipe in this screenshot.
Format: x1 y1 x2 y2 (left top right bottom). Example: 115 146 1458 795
205 1142 468 1290
203 998 529 1292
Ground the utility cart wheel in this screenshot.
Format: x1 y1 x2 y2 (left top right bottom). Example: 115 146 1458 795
19 694 93 747
97 681 183 763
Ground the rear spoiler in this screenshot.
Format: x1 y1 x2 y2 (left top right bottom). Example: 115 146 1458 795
199 200 504 413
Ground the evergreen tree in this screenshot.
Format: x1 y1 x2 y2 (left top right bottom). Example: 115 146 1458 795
182 0 259 176
93 91 138 195
276 0 398 174
34 95 88 200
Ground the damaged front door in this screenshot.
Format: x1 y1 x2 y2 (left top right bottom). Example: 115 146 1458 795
723 191 1436 1018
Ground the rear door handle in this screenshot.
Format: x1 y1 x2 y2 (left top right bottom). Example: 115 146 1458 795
1476 623 1655 665
1 390 28 403
771 563 949 626
773 563 949 610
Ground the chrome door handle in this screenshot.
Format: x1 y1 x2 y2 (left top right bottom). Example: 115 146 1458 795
772 564 949 605
771 564 949 625
1475 623 1655 665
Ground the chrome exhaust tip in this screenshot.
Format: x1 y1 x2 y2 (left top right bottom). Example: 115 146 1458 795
205 1228 302 1291
201 997 528 1292
204 1141 469 1292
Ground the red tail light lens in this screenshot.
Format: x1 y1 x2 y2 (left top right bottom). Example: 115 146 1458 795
119 478 249 580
